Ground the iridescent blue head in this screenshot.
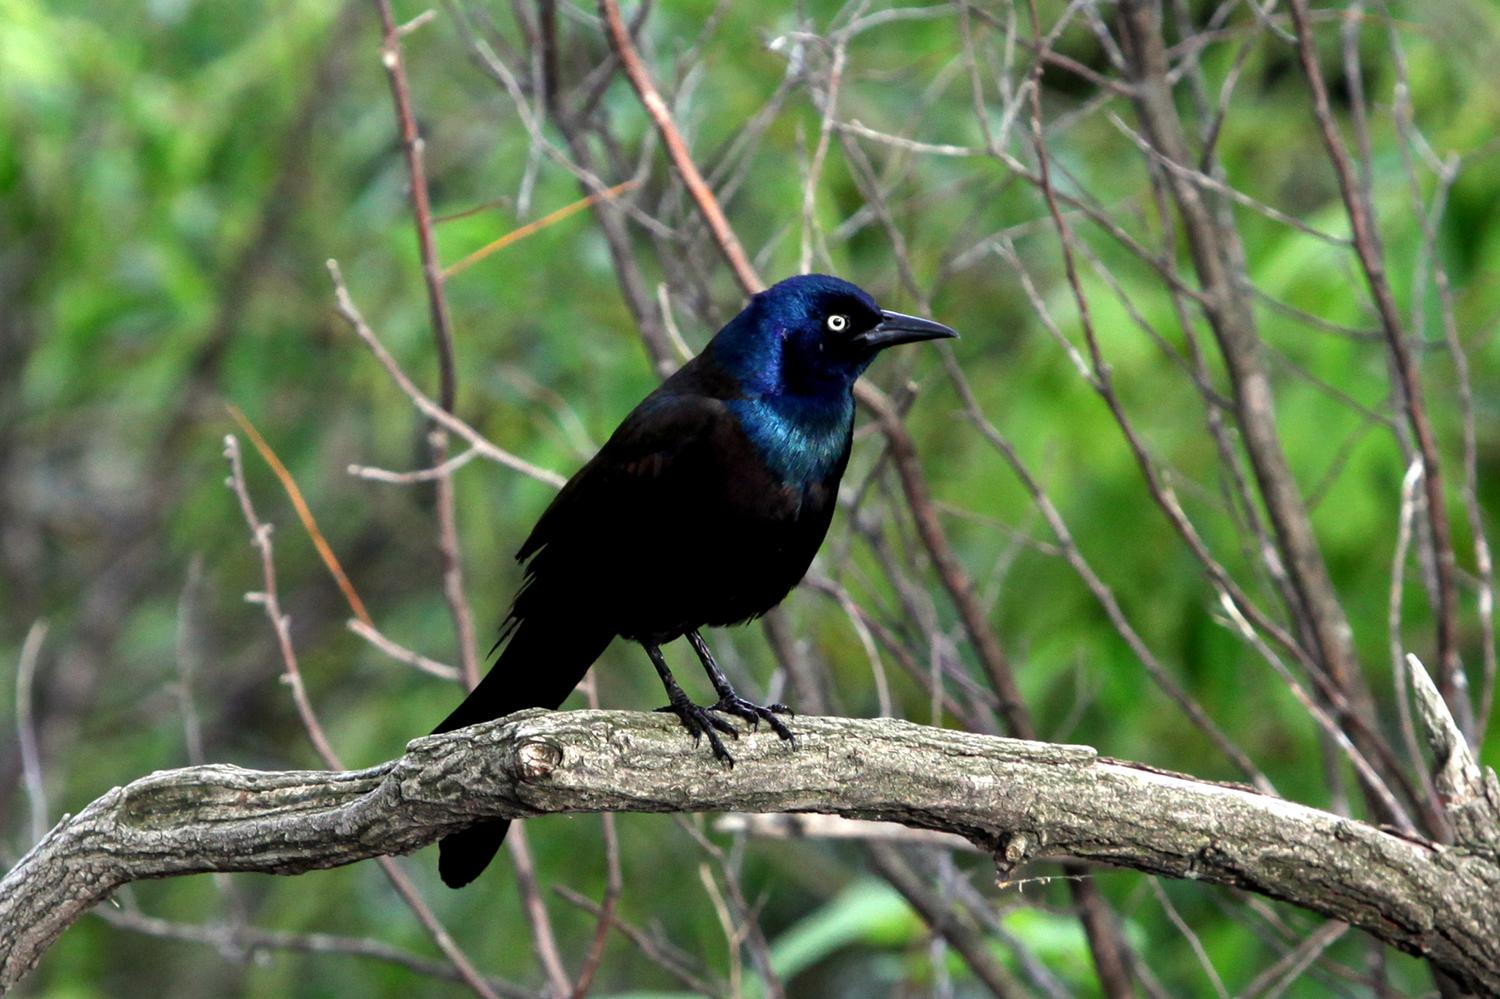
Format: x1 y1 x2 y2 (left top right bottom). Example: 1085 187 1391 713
709 274 957 398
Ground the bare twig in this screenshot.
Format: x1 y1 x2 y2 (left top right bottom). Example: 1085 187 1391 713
697 859 744 997
328 261 565 489
677 818 786 999
1152 880 1229 999
1286 0 1465 732
223 435 341 767
569 676 622 999
15 621 50 846
348 448 481 485
598 0 761 294
1238 920 1351 999
227 404 373 627
799 35 848 274
443 179 640 279
372 0 457 413
555 886 726 998
1382 20 1497 741
223 435 500 999
945 357 1272 791
856 381 1032 738
173 558 209 766
868 843 1026 998
171 557 250 927
98 908 529 998
1390 462 1439 819
373 0 480 690
1218 594 1414 834
505 824 573 997
346 619 461 682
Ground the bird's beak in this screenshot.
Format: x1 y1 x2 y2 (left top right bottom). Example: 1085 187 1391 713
854 310 959 351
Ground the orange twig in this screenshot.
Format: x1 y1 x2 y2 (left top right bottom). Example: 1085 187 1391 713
597 0 763 296
225 404 374 627
442 180 640 279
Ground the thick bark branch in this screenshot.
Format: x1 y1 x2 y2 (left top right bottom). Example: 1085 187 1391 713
3 710 1498 993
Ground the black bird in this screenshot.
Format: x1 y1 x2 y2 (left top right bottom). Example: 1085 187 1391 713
433 274 956 887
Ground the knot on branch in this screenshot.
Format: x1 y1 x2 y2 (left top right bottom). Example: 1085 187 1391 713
994 830 1034 881
515 741 563 781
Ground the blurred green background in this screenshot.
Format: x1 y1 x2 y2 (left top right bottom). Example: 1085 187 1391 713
2 0 1498 995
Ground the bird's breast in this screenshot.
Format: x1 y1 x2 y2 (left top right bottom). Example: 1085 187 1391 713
726 395 853 493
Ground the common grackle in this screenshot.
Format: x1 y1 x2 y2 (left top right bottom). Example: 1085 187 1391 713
432 274 956 887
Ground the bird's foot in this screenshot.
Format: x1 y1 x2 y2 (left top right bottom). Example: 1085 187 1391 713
707 694 796 745
656 698 740 765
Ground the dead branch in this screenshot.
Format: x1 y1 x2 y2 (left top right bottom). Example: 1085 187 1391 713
3 708 1498 994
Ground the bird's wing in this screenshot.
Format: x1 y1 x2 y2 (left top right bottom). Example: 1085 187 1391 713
515 389 733 564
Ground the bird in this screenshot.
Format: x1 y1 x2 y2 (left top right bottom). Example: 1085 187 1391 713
432 273 956 887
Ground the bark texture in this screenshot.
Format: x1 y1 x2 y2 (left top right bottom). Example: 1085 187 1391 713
2 708 1498 994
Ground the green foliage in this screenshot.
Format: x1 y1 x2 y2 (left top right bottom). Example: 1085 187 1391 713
3 0 1499 996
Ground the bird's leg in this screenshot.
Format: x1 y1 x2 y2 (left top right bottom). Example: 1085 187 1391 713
645 642 739 764
685 630 795 743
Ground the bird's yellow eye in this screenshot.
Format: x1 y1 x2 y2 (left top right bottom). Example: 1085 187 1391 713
826 314 848 332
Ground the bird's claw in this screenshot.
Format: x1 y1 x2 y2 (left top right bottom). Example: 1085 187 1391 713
708 695 797 745
658 700 739 765
658 693 798 762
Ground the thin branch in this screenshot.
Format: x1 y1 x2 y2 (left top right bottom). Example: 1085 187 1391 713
555 886 726 998
856 381 1032 738
1217 592 1415 835
227 404 373 627
597 0 761 295
1152 880 1229 999
223 434 501 999
373 0 480 690
223 435 340 767
1383 18 1497 740
1390 462 1439 820
373 0 457 413
1105 111 1352 247
695 858 744 997
505 824 573 997
346 619 461 682
328 260 566 489
443 179 640 279
98 909 529 998
1238 920 1350 999
799 37 848 274
569 675 622 999
867 843 1021 998
678 818 786 999
1286 0 1464 732
349 448 481 485
15 621 50 846
944 357 1272 791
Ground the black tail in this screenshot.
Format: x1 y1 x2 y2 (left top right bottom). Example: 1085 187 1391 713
433 613 612 888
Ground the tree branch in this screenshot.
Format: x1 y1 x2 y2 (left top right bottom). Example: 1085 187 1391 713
597 0 762 296
4 710 1498 994
1285 0 1466 735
